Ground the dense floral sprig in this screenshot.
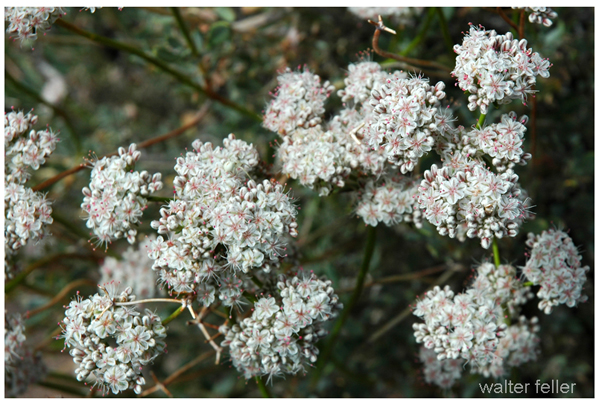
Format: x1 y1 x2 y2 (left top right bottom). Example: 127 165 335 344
452 25 551 114
416 160 532 248
60 282 167 395
356 175 422 227
263 67 335 136
5 312 46 397
418 347 463 389
5 109 59 278
5 7 65 43
81 144 163 248
100 237 159 299
148 134 297 298
220 271 342 381
522 229 590 314
413 262 537 385
513 7 558 27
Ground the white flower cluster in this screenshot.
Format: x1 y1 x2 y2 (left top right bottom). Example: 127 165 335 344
522 229 590 314
5 110 59 278
413 262 538 384
277 127 352 196
513 7 558 27
356 176 422 227
437 112 531 172
347 7 422 23
418 347 463 389
452 25 551 113
366 74 448 174
5 7 65 43
476 316 540 378
5 312 46 397
81 143 163 248
417 160 531 248
148 134 298 297
263 67 334 136
100 237 158 299
61 282 167 395
220 272 342 380
470 263 532 318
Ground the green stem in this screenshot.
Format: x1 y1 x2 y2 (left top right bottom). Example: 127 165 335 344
255 377 272 398
54 19 260 122
310 225 377 388
523 281 534 287
476 112 487 130
435 7 454 54
400 7 435 56
162 305 186 326
492 238 501 267
250 274 263 289
5 71 82 156
170 7 199 57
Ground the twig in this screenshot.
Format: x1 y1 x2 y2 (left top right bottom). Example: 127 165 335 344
139 351 213 397
497 7 520 33
53 19 260 121
26 279 97 317
170 7 199 57
32 102 211 192
189 306 223 364
368 15 451 73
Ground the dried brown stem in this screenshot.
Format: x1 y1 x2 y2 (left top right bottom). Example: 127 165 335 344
497 7 520 34
26 279 97 318
188 306 222 364
32 102 211 192
369 15 451 73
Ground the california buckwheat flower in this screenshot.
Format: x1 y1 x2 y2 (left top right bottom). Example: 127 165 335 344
4 109 59 278
452 25 552 113
81 144 163 248
5 7 65 43
412 262 533 377
436 112 531 172
416 160 532 248
99 237 159 299
220 271 342 380
60 282 167 395
356 175 422 227
418 346 463 389
366 74 448 173
5 312 46 397
522 229 590 314
263 67 335 136
149 134 298 298
513 7 558 27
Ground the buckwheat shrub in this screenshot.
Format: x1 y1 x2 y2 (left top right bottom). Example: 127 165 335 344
81 143 163 248
5 7 65 43
418 347 464 389
148 134 298 299
60 282 167 395
452 25 552 114
263 67 335 136
416 157 532 249
5 312 46 397
522 229 590 314
513 7 558 27
99 237 159 299
220 271 342 380
356 175 422 228
5 109 59 278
